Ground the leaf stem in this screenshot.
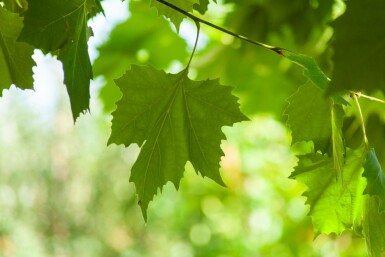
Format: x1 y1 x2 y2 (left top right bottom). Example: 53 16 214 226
155 0 285 56
351 91 385 104
352 93 369 149
186 20 200 68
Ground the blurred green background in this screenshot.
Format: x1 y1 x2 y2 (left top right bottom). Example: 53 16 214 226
0 0 369 256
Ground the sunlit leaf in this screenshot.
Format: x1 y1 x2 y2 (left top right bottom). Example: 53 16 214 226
290 146 366 235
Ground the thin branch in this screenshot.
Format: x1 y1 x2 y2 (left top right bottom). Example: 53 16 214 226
352 94 369 149
155 0 285 56
352 91 385 104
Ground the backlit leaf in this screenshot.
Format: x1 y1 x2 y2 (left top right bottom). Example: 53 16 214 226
109 65 248 219
290 146 366 235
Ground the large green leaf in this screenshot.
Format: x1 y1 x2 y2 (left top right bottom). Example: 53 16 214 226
108 65 248 219
0 7 35 95
151 0 199 30
19 0 93 120
329 0 385 95
290 146 366 235
364 197 385 257
363 149 385 212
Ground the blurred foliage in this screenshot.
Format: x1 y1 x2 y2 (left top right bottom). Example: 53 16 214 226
0 0 377 256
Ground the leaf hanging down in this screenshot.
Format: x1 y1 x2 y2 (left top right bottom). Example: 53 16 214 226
19 0 94 121
285 82 334 152
363 149 385 212
364 196 385 257
290 146 367 236
0 7 35 95
109 65 248 219
151 0 199 30
329 0 385 95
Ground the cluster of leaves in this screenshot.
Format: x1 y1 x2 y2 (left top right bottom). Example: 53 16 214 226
1 0 385 255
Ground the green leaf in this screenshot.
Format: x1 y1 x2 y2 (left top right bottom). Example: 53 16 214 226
329 0 385 95
19 0 93 120
363 149 385 212
284 51 329 91
108 65 248 219
0 7 34 95
290 146 366 235
364 197 385 257
151 0 199 30
285 82 333 152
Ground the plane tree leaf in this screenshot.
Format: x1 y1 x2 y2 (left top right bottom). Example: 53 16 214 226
0 7 34 95
329 0 385 95
290 146 366 235
19 0 94 120
363 149 385 212
108 65 248 219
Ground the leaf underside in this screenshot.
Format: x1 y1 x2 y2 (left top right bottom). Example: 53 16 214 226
109 65 248 219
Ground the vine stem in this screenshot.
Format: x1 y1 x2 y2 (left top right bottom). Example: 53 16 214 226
351 91 385 104
352 93 369 149
155 0 285 56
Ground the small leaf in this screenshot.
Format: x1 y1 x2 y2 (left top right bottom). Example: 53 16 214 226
290 146 366 236
363 149 385 212
151 0 199 30
0 7 35 95
109 65 248 219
